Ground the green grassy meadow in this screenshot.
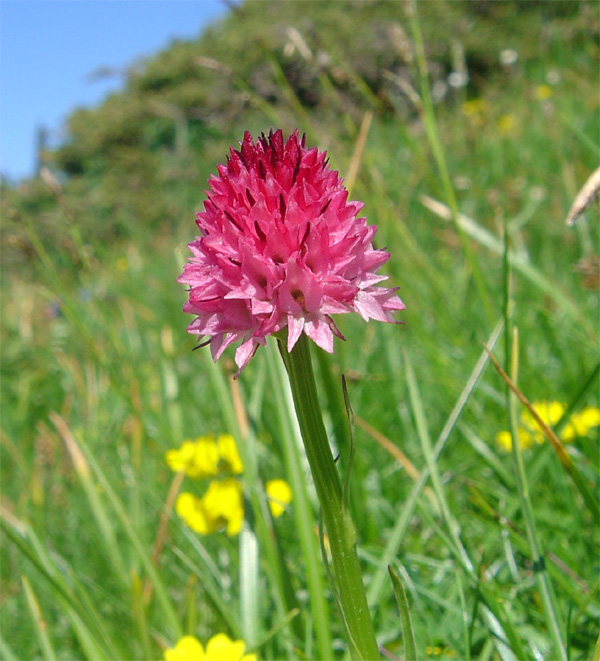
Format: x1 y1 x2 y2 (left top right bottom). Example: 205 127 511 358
1 2 599 659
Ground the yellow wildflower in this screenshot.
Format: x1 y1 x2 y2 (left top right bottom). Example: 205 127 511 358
164 635 205 661
217 434 244 474
176 480 244 536
166 435 244 478
520 401 565 444
461 98 489 126
495 401 600 451
205 633 256 661
201 479 244 536
166 437 219 478
498 113 517 136
115 257 129 272
495 429 535 452
266 479 292 518
175 492 215 535
535 84 553 100
164 633 256 661
461 98 489 116
562 407 600 442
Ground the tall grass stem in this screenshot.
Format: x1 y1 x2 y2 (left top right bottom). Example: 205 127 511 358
507 329 567 660
409 0 494 323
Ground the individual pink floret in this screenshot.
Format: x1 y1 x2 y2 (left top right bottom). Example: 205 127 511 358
178 129 404 373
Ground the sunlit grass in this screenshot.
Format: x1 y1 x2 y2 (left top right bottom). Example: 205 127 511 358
1 2 598 660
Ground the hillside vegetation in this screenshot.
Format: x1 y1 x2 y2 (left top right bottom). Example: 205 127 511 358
2 0 594 264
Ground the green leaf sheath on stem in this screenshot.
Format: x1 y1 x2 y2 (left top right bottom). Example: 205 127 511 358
277 333 380 660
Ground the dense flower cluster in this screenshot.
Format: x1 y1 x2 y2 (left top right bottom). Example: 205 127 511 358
178 129 404 373
495 401 600 451
164 633 256 661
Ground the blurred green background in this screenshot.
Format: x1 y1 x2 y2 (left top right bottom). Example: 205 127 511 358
1 1 598 659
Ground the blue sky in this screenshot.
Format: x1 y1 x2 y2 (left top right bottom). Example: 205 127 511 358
0 0 227 182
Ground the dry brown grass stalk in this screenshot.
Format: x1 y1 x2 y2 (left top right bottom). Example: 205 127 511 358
345 110 373 198
483 346 572 468
144 470 185 603
355 415 438 511
566 165 600 226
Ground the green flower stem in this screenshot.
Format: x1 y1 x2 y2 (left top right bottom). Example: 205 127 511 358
277 333 379 660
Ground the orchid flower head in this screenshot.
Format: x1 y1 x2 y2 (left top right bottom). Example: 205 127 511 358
179 129 404 374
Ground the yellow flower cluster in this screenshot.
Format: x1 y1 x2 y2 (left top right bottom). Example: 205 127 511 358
462 100 522 136
164 633 256 661
497 113 518 136
167 436 292 536
461 98 490 127
165 434 243 478
176 479 292 536
176 480 244 536
534 84 553 100
562 407 600 441
495 402 600 451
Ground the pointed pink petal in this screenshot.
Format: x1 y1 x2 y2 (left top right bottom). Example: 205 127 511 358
235 337 259 371
304 317 334 353
212 332 241 361
287 315 305 352
354 290 389 322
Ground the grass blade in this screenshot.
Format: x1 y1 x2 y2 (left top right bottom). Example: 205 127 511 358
131 571 153 661
404 351 474 573
203 351 300 643
49 413 182 640
21 575 58 661
484 347 600 521
0 634 19 661
170 545 242 635
388 564 418 661
420 195 592 337
1 512 118 660
456 569 471 661
409 0 493 323
505 329 567 660
51 413 129 586
368 318 504 604
240 528 260 647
